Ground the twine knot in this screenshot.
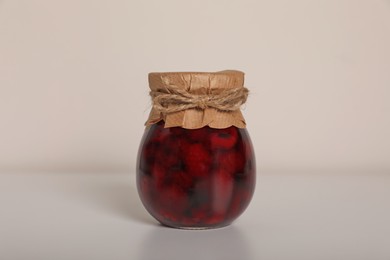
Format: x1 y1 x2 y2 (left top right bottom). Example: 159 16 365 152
195 96 210 110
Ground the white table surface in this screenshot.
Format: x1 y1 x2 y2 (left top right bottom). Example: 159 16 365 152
0 171 389 260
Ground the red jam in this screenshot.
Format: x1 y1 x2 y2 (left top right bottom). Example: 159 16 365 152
136 121 256 229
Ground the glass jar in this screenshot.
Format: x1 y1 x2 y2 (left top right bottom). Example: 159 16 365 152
136 70 256 229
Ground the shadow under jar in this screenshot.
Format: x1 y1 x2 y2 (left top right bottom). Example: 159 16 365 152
136 70 256 229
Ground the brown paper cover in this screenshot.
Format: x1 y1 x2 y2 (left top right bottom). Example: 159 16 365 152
145 70 246 129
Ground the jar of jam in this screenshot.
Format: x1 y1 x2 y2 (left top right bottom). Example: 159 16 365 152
136 70 256 229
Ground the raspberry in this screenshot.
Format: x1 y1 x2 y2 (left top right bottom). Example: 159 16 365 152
155 146 178 170
228 189 253 219
216 150 245 174
210 168 234 214
151 165 166 189
190 207 208 223
187 127 209 142
236 134 254 160
169 126 187 137
158 185 189 216
205 214 225 225
170 171 193 191
138 176 153 201
210 127 238 150
149 121 170 143
183 143 211 177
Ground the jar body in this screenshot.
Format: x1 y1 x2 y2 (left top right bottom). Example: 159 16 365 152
136 121 256 229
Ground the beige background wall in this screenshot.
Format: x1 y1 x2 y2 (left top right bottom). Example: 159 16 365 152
0 0 389 173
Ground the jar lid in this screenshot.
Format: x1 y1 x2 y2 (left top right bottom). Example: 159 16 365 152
146 70 247 129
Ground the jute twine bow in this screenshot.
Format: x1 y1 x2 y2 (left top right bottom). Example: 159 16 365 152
150 85 249 114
